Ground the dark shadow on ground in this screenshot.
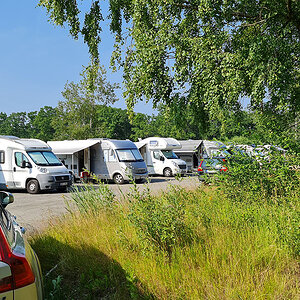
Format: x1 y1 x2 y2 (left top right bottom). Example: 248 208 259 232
31 235 155 300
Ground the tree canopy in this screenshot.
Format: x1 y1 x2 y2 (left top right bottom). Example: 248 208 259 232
38 0 299 117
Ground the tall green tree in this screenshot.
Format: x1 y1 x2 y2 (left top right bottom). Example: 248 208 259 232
39 0 300 122
95 105 132 139
53 65 118 140
28 106 57 141
0 113 8 135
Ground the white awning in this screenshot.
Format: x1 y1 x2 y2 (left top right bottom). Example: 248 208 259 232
175 140 203 153
47 140 100 155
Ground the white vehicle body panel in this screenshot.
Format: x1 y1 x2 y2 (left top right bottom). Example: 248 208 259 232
49 139 148 182
135 137 187 176
0 136 72 192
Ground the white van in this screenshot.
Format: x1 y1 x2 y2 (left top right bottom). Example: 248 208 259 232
48 139 148 184
0 136 72 193
135 137 187 177
90 139 148 184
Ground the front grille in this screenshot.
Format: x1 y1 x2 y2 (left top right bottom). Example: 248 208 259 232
179 165 186 170
55 175 70 182
134 168 147 174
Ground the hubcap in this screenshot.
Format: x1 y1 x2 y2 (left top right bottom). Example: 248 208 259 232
115 175 123 183
29 183 36 191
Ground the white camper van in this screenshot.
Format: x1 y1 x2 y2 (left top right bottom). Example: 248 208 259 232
135 137 187 177
90 139 148 184
49 139 148 184
0 136 72 193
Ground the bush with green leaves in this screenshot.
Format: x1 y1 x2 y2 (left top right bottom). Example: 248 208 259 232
217 150 300 203
127 184 192 259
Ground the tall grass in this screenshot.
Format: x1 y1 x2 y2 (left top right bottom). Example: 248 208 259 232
30 160 299 299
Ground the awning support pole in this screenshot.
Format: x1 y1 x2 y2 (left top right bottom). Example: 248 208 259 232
72 154 74 173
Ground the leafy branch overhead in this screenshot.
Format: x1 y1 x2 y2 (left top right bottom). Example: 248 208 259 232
38 0 300 116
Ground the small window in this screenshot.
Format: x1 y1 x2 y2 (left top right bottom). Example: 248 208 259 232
15 152 29 167
153 151 160 160
0 151 4 164
108 149 117 162
103 150 109 162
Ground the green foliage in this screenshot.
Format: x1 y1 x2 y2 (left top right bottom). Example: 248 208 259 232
70 180 117 215
47 275 63 300
38 0 300 131
127 184 192 258
0 107 56 140
31 177 299 299
52 65 118 140
96 105 132 139
219 151 300 202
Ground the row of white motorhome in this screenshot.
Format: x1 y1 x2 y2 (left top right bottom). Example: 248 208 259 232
48 137 187 183
0 136 227 193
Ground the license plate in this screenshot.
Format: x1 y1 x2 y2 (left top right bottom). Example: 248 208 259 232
60 182 68 186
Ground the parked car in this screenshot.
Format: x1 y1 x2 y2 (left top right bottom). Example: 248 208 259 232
0 191 43 299
198 157 228 176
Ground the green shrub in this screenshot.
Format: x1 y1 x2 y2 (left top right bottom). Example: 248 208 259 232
218 151 300 203
127 184 192 259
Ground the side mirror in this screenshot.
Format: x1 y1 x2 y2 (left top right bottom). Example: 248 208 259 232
0 191 14 208
22 161 32 168
160 156 165 161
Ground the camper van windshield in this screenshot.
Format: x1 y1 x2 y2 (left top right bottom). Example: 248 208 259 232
161 150 178 159
116 149 143 162
27 151 62 166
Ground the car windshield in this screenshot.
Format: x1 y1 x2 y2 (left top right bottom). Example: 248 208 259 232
161 150 178 159
208 147 230 158
116 149 144 162
27 151 62 166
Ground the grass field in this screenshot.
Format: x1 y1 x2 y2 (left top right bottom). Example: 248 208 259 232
30 161 299 300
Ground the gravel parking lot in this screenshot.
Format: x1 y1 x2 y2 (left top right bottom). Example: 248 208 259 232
9 175 200 234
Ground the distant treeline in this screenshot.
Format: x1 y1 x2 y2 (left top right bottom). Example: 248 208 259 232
0 105 298 150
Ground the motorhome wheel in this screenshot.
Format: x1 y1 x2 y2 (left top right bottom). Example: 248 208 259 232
113 173 124 184
27 179 40 194
163 167 173 177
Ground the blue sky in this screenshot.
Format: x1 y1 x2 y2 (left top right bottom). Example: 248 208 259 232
0 1 155 115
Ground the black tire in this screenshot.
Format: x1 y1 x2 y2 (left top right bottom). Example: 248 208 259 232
163 167 173 177
27 179 40 194
113 173 125 184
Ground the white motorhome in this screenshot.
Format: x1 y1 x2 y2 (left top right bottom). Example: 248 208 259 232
49 139 148 184
0 136 72 193
135 137 187 176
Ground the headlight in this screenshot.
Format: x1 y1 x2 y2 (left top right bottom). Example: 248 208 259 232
38 167 48 173
172 161 179 168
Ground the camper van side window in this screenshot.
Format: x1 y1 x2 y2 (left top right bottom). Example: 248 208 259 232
153 151 160 160
108 150 117 162
0 151 4 164
15 152 29 167
103 150 109 162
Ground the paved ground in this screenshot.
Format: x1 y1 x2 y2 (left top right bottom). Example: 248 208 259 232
8 175 200 234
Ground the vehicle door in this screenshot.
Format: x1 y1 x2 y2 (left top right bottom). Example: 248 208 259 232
104 149 119 178
12 151 31 189
0 206 13 300
152 150 164 175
